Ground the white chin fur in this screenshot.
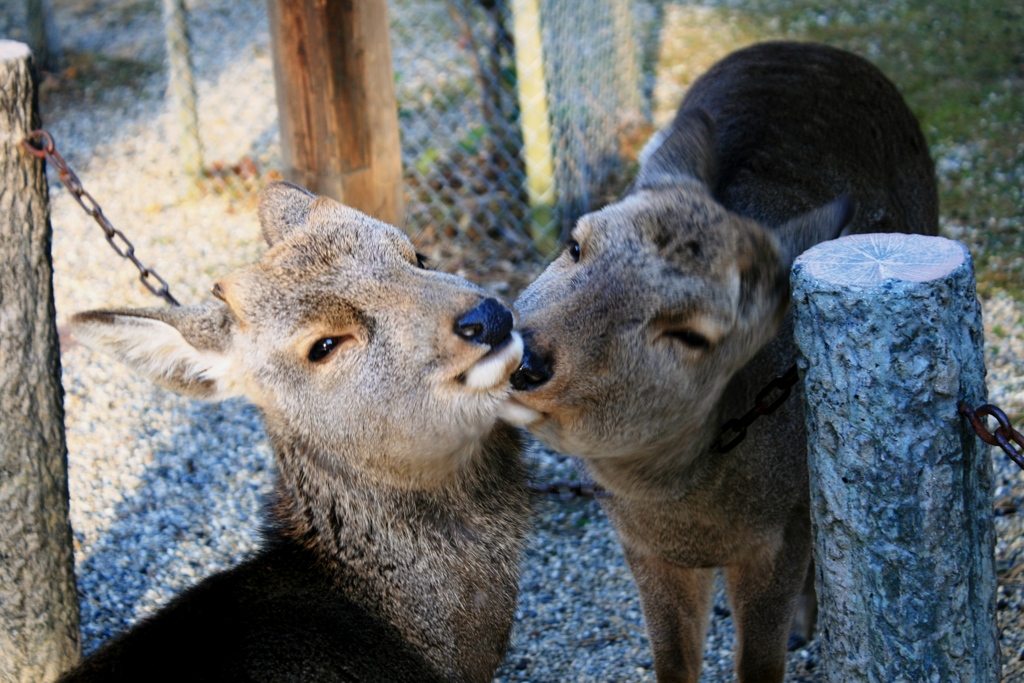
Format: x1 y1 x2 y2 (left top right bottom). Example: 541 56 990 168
497 399 542 426
464 331 524 390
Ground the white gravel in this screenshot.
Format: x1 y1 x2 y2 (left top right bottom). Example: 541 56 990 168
9 0 1022 680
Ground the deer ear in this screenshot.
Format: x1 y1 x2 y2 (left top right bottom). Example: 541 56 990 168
258 181 316 246
774 195 856 271
730 197 854 332
70 303 243 401
634 108 717 190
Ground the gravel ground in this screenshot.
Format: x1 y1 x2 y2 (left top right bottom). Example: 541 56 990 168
6 0 1022 680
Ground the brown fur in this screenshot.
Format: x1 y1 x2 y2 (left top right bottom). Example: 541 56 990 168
508 41 937 682
61 182 529 682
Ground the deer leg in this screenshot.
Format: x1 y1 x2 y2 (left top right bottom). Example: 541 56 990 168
724 515 812 683
623 546 714 683
789 558 817 649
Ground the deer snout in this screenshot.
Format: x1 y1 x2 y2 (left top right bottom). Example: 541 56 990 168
455 297 514 348
510 330 554 390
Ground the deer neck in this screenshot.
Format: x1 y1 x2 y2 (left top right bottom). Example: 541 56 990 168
584 412 723 499
267 422 527 682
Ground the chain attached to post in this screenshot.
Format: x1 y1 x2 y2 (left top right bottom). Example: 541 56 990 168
959 402 1024 470
21 130 180 306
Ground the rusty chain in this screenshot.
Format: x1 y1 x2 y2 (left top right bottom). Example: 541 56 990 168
710 372 1024 474
21 130 180 307
959 402 1024 470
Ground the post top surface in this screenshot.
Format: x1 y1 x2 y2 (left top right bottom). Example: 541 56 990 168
794 233 966 287
0 41 31 62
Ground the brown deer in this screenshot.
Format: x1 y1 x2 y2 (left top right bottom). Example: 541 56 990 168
59 181 529 682
506 41 938 682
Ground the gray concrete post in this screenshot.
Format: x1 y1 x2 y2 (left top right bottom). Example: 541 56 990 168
791 233 999 683
0 40 81 682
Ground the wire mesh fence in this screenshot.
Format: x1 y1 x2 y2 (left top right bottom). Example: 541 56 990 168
540 0 646 234
393 0 536 289
391 0 660 291
7 0 660 295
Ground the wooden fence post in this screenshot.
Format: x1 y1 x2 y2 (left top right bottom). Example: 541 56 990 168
792 233 999 682
0 40 80 682
266 0 405 228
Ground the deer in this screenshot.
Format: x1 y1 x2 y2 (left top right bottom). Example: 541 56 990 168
59 181 529 682
504 41 938 682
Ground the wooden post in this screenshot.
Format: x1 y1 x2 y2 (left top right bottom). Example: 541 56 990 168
266 0 405 228
0 40 80 682
510 0 558 256
792 233 999 682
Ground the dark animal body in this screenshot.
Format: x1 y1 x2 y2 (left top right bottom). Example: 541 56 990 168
508 41 937 683
61 183 529 682
685 40 936 235
59 431 524 683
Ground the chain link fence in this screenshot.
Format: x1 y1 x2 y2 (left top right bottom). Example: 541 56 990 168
5 0 659 293
392 0 660 291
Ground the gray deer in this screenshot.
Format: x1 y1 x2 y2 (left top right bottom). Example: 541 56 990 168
59 182 529 682
506 41 938 682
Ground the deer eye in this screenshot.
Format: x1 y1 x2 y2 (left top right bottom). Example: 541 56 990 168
308 336 351 362
565 239 581 263
665 329 710 350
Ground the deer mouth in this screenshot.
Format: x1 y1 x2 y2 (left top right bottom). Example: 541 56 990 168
497 393 545 426
460 331 525 391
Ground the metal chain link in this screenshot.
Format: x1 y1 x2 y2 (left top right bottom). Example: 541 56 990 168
528 479 609 500
530 365 801 500
959 402 1024 470
20 130 181 307
712 365 800 454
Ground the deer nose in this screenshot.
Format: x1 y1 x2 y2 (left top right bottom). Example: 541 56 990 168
510 330 553 390
455 298 514 348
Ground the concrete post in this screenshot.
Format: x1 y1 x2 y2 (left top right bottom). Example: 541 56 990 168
791 233 999 682
0 40 81 682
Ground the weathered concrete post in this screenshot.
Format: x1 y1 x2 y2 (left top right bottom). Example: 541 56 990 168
792 233 999 682
0 40 81 682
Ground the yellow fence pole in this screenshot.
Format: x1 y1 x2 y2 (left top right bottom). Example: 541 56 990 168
510 0 558 256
